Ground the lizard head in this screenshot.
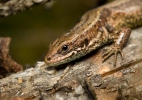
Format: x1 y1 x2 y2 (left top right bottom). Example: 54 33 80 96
44 33 81 67
44 10 101 67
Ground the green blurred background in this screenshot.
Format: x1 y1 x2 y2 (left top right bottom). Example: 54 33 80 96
0 0 109 66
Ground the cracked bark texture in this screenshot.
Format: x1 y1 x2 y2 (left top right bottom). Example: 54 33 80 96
0 27 142 100
0 0 56 17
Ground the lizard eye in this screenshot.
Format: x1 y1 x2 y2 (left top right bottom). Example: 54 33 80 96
62 45 68 51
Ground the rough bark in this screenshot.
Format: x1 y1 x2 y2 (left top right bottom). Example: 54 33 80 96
0 0 56 17
0 27 142 100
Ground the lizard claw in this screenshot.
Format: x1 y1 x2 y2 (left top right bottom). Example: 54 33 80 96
102 46 124 67
102 28 131 67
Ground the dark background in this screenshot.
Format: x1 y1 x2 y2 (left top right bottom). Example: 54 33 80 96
0 0 110 66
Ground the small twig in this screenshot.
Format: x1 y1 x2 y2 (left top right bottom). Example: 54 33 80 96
0 0 57 17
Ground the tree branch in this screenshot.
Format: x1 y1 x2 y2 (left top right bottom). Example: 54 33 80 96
0 0 56 17
0 37 23 78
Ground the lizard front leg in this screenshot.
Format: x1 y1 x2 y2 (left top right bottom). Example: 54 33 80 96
102 28 131 66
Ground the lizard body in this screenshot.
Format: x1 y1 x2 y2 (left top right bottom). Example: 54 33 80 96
45 0 142 67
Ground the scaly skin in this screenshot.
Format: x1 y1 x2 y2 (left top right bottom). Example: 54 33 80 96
45 0 142 67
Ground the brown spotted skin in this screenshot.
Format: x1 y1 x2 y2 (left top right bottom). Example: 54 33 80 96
45 0 142 67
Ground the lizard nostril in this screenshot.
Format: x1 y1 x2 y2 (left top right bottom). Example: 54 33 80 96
47 57 51 61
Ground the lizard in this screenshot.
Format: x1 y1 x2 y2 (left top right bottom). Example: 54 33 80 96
44 0 142 67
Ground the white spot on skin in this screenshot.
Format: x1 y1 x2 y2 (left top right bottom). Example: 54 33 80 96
116 32 125 45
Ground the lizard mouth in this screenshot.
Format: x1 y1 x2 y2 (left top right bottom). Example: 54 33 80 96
45 51 80 67
44 47 89 66
45 51 75 66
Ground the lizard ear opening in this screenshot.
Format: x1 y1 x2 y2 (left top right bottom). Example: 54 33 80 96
84 38 89 46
